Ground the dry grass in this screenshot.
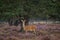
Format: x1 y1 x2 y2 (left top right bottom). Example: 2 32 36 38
0 23 60 40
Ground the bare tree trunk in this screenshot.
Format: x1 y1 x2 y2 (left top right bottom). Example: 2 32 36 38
8 17 13 26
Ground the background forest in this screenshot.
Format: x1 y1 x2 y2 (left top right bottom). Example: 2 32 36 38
0 0 60 21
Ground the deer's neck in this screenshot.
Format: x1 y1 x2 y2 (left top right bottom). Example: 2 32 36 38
22 20 25 28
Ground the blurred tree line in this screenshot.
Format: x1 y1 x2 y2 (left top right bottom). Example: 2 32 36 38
0 0 60 21
0 0 60 32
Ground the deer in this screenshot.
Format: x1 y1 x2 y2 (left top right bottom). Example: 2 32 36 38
21 20 37 34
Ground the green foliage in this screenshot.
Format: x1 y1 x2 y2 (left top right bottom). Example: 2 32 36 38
0 0 60 20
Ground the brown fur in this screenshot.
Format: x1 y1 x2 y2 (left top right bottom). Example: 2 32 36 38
24 25 36 33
